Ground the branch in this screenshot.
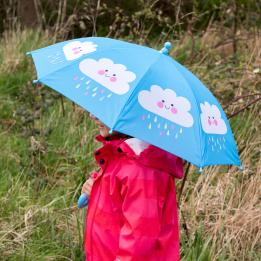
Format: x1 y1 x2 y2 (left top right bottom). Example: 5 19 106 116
178 163 191 206
224 93 261 109
228 96 261 119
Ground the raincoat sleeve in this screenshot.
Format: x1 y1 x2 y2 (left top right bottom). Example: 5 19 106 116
115 166 171 260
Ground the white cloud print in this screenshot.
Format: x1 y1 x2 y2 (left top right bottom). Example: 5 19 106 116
79 58 136 95
138 85 194 127
63 41 97 61
200 102 227 134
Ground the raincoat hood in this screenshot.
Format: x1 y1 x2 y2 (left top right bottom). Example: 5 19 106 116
96 134 183 179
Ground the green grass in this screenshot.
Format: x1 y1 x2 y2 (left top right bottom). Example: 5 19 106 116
0 28 260 260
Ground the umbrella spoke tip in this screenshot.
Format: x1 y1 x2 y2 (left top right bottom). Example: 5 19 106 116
33 79 39 84
197 167 204 174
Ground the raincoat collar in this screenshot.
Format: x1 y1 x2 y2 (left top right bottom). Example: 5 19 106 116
95 135 183 179
95 134 129 144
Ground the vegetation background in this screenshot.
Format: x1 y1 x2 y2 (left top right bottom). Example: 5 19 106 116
0 0 260 260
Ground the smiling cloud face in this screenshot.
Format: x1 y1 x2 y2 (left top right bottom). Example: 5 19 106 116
138 85 194 127
63 41 97 61
79 58 136 95
200 102 227 134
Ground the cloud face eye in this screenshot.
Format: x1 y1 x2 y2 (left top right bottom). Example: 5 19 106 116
138 85 194 128
97 69 117 81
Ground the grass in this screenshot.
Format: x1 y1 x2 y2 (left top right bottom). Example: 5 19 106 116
0 27 260 260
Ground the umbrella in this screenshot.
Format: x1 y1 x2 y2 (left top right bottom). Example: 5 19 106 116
27 37 241 207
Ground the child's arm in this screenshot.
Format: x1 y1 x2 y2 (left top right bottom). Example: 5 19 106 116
115 167 176 260
81 177 93 197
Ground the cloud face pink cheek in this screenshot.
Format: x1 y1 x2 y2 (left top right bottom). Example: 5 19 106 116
157 101 164 108
171 107 178 114
110 76 117 82
98 69 105 75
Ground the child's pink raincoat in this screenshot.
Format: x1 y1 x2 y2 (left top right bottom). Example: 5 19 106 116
84 135 183 261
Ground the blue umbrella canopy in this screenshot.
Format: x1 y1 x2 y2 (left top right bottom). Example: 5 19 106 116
27 37 241 169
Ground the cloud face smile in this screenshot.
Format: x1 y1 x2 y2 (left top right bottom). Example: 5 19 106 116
63 41 97 60
79 58 136 95
200 102 227 134
138 85 194 127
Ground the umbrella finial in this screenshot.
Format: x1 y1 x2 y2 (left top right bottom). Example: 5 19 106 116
160 42 172 55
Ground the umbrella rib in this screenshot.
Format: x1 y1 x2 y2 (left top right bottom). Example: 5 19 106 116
170 60 204 167
109 54 162 132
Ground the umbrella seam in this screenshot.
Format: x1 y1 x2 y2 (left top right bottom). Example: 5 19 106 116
109 53 162 132
169 59 204 167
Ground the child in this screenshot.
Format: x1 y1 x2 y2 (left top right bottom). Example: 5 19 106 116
81 114 183 261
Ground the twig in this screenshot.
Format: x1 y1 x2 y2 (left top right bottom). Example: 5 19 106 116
92 0 101 36
60 96 65 117
224 93 261 109
178 163 191 239
181 209 190 240
232 0 239 61
178 163 191 206
228 97 261 119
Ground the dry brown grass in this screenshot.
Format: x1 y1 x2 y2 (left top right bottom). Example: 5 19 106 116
0 27 53 74
0 25 260 260
180 111 260 259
